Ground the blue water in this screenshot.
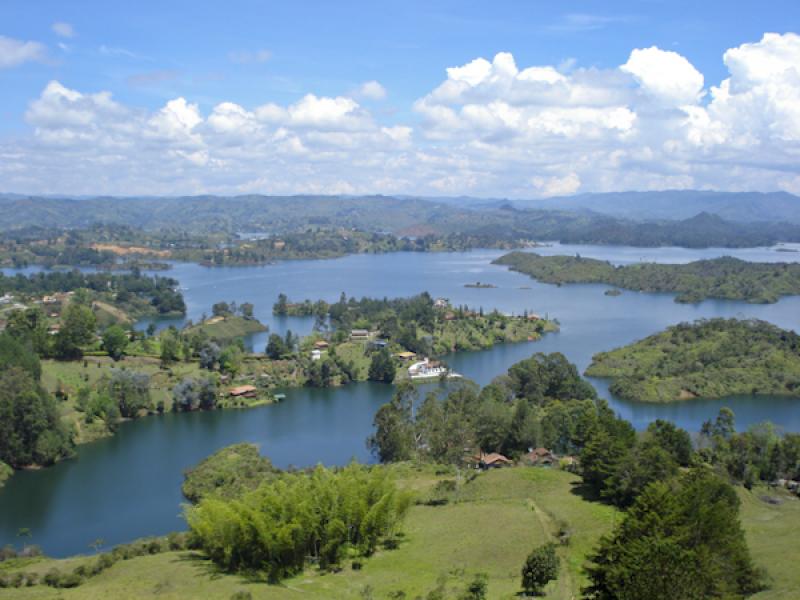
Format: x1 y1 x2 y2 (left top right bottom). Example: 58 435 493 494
1 245 799 556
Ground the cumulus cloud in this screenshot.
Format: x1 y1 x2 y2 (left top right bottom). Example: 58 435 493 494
0 35 47 69
52 22 75 38
354 80 387 100
2 33 800 197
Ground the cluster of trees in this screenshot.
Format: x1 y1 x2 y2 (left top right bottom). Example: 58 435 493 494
186 463 411 580
495 251 800 304
0 269 185 316
211 300 254 319
368 353 598 463
172 377 218 412
369 352 767 598
700 408 800 488
584 468 765 599
76 369 155 429
0 334 73 468
587 318 800 402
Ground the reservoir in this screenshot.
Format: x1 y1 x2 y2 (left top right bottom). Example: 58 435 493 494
2 244 800 556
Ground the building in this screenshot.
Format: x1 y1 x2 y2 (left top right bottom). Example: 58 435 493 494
311 349 322 361
524 447 557 466
434 297 449 308
408 358 461 380
229 385 257 399
350 329 370 340
395 351 417 361
468 452 512 469
313 340 330 349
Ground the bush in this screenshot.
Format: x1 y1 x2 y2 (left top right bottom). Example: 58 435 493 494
521 543 559 596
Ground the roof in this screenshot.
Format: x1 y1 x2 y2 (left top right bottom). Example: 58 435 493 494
480 452 512 465
396 351 416 358
229 385 257 396
351 329 369 335
313 340 330 347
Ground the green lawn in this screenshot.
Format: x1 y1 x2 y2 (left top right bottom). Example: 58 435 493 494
3 469 793 599
0 468 615 599
740 486 800 600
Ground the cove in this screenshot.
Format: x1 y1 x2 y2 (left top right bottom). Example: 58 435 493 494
2 244 800 557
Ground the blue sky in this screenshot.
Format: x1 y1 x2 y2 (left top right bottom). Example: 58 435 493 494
1 1 799 197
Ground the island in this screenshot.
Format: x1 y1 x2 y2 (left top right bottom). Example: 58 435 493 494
493 251 800 303
585 318 800 402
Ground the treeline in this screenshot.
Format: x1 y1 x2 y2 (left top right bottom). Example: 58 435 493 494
186 463 411 580
495 251 800 303
369 352 769 598
275 291 549 357
587 318 800 402
0 269 185 315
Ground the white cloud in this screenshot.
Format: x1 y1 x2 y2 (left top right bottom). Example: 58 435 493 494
354 80 387 100
0 35 47 68
3 33 800 197
52 22 75 38
621 46 704 105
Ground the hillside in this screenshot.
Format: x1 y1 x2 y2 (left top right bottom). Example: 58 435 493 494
4 194 800 249
585 319 800 402
522 190 800 224
493 252 800 303
184 315 267 340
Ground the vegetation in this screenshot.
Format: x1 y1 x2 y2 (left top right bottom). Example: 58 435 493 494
186 463 412 581
584 468 764 599
368 353 597 464
586 319 800 402
181 443 277 502
521 543 560 596
494 251 800 303
0 334 73 468
0 269 185 317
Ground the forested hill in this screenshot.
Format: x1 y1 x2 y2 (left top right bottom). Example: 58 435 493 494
4 194 800 248
519 190 800 223
585 318 800 402
493 251 800 303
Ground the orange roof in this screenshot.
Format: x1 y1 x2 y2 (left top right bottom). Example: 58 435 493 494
229 385 257 396
480 452 512 464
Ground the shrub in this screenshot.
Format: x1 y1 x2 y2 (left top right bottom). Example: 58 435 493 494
521 543 559 596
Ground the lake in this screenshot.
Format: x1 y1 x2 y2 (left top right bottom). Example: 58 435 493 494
2 244 800 556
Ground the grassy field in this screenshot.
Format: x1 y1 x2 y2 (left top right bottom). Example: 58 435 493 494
0 467 616 599
1 468 797 599
740 486 800 600
185 316 267 341
41 357 206 443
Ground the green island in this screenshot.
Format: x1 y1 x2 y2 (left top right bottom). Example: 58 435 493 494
585 318 800 403
0 275 556 485
1 354 798 598
494 251 800 303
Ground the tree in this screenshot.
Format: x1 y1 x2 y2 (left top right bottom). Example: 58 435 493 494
584 468 764 600
273 293 288 315
0 333 42 380
54 302 96 359
212 302 230 317
0 368 73 467
521 543 559 596
219 345 243 376
199 341 221 370
265 334 288 359
239 302 254 319
108 370 152 418
102 325 129 361
368 384 416 462
368 349 396 383
173 378 218 412
160 330 180 365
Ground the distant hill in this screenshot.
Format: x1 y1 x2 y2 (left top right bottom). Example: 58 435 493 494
518 190 800 223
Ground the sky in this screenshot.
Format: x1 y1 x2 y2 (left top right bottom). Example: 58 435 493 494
0 0 799 198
